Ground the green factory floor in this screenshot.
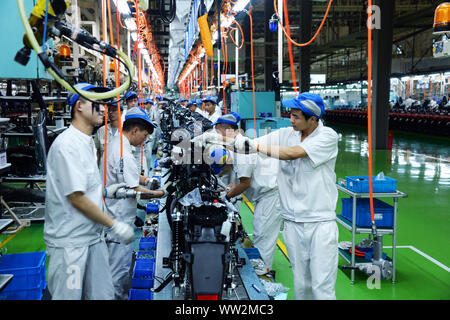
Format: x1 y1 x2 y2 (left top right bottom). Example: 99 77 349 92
1 123 449 300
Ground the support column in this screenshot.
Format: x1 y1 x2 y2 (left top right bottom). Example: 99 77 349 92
371 0 395 150
299 0 312 93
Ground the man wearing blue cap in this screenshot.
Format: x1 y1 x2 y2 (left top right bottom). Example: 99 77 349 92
233 92 339 300
94 101 123 166
202 95 222 123
178 98 189 107
187 99 203 115
102 106 166 299
44 83 136 300
214 113 283 273
122 91 139 122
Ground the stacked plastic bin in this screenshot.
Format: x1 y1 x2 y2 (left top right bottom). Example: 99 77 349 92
129 237 157 300
0 251 47 300
341 176 397 228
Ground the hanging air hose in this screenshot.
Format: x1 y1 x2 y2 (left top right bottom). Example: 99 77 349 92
198 0 214 57
16 0 134 103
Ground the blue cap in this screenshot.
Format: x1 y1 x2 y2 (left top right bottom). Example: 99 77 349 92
106 101 123 111
178 98 188 103
281 92 325 119
67 83 110 107
144 98 153 105
210 148 230 175
213 112 241 127
186 100 196 107
203 96 218 105
125 107 157 129
125 91 138 101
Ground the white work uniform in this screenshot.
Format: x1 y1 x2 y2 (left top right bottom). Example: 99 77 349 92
202 105 221 124
149 104 162 152
44 125 114 300
94 124 119 164
101 134 140 300
264 121 339 300
234 146 282 270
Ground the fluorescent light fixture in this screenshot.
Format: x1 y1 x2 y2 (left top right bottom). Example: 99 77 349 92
233 0 250 12
114 0 131 15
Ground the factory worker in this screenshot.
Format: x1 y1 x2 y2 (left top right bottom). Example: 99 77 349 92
143 98 155 170
122 91 139 122
94 101 122 166
178 98 189 107
202 96 222 124
214 113 283 271
102 106 166 300
44 83 135 300
232 92 339 300
187 99 204 115
143 98 153 114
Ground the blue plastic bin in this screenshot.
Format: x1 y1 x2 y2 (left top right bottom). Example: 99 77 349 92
136 251 155 260
132 259 155 289
129 289 153 300
0 252 46 291
244 248 261 260
146 201 159 214
341 198 394 228
0 251 46 300
346 176 397 193
139 237 157 250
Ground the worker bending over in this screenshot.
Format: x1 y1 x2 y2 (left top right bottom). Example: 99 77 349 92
44 83 135 300
233 92 339 300
102 106 166 300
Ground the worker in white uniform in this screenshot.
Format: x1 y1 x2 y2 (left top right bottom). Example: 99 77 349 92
232 92 339 300
44 83 135 300
178 98 189 107
187 99 204 115
94 101 122 167
143 98 155 171
102 106 166 300
202 96 222 124
214 113 283 271
123 91 148 175
122 91 139 122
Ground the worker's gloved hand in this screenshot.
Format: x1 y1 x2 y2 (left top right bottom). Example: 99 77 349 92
104 183 127 198
144 177 160 190
234 134 258 154
109 220 134 244
192 130 224 148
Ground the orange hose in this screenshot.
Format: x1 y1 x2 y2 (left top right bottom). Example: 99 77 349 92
116 0 123 160
367 0 375 224
282 0 298 95
274 0 333 47
247 7 257 138
102 0 108 185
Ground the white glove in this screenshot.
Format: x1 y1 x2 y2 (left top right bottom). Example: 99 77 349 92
144 177 160 190
104 183 127 198
192 130 224 148
234 134 258 154
109 220 134 244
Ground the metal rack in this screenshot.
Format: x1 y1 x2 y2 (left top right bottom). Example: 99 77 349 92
336 183 408 284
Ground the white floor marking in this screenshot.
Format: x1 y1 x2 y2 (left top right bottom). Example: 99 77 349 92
384 245 450 272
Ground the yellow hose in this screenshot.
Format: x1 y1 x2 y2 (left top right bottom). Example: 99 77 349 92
16 0 134 100
198 14 214 57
